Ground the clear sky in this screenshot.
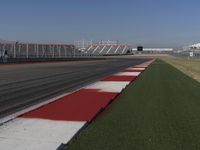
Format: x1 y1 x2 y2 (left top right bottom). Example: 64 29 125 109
0 0 200 48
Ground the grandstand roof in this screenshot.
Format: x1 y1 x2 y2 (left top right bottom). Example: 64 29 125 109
189 43 200 49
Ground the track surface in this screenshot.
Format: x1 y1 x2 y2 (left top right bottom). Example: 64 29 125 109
0 58 147 118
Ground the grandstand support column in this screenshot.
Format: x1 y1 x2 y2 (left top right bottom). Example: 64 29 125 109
73 47 76 57
58 46 61 58
92 45 100 54
85 45 93 54
34 44 36 58
114 45 120 54
3 44 5 57
26 43 29 58
99 45 106 54
13 43 16 58
49 45 52 58
106 45 113 54
64 46 67 58
10 44 13 54
122 45 127 54
36 44 39 58
55 45 57 58
42 45 45 57
52 45 55 58
10 44 13 56
18 44 21 57
0 43 1 57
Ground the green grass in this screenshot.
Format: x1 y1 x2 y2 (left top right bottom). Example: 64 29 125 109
66 60 200 150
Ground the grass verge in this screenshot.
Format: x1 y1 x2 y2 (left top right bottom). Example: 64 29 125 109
162 57 200 82
66 60 200 150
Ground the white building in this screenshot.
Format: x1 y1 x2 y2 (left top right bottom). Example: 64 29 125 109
188 43 200 50
132 48 173 53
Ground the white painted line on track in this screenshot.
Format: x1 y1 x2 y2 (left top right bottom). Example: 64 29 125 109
0 118 86 150
115 72 141 76
84 81 130 93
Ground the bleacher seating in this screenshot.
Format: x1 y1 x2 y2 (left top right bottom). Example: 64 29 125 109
84 44 129 55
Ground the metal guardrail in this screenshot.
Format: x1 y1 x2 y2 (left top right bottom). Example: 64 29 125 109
0 57 106 64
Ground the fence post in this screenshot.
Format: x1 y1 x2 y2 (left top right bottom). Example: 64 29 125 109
13 43 16 58
26 43 29 58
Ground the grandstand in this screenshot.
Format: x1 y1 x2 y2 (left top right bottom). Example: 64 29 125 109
0 42 78 58
85 44 129 55
0 40 131 59
75 40 130 55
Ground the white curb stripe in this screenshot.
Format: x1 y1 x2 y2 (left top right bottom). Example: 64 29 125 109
135 66 148 68
84 81 130 93
127 67 145 70
0 118 86 150
115 72 141 76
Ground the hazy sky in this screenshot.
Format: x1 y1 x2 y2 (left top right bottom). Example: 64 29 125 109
0 0 200 48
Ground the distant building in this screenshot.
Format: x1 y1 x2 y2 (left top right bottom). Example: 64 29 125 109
188 43 200 50
132 47 173 53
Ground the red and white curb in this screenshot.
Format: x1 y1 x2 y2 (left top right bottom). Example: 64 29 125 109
0 59 155 150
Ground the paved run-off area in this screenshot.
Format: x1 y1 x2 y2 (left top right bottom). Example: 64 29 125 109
67 60 200 150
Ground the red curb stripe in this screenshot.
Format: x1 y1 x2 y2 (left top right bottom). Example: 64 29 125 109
134 65 148 68
20 89 117 121
102 76 137 82
122 70 144 72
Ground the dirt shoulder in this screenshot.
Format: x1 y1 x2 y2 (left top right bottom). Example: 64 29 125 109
162 57 200 82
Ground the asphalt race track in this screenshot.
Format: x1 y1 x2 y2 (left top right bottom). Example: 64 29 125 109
0 58 148 118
